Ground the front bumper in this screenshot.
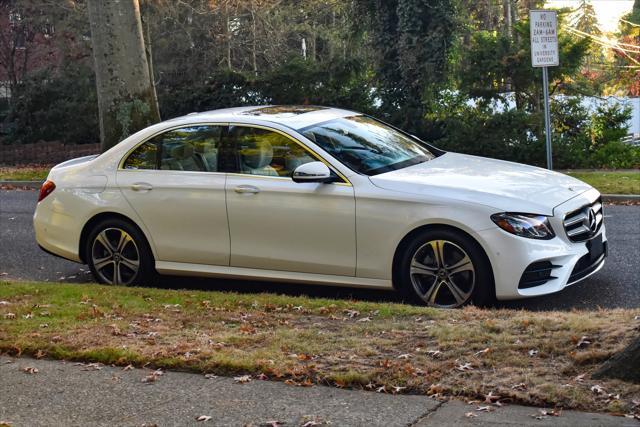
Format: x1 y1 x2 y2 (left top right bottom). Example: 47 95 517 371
478 188 607 300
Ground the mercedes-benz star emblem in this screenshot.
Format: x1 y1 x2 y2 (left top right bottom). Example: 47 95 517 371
587 208 597 233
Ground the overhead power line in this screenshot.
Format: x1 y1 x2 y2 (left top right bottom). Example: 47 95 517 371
619 17 640 28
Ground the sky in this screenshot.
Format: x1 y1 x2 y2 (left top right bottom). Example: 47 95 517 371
545 0 634 32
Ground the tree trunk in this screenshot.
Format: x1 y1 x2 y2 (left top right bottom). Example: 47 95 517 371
86 0 160 152
592 335 640 383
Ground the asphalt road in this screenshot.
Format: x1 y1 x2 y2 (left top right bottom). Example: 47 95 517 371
1 189 638 311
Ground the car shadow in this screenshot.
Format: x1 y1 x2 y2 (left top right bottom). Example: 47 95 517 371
151 275 577 311
153 275 405 304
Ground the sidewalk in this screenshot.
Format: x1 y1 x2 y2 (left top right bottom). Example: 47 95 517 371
0 356 634 427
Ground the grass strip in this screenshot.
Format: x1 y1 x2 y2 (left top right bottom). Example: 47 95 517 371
1 280 639 413
565 171 640 195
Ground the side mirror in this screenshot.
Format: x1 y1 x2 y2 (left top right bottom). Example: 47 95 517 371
292 161 334 183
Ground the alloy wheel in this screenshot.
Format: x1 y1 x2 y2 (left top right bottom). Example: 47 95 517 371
409 239 475 308
91 228 140 285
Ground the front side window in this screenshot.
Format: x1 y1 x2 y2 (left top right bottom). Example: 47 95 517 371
300 116 435 176
123 125 223 172
228 125 315 177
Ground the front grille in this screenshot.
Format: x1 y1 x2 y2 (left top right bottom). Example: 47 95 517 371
518 261 561 289
563 198 603 242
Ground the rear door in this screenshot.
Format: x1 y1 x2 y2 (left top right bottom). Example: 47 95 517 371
117 124 231 266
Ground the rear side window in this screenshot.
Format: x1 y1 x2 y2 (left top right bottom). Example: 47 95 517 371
123 141 157 170
123 125 224 172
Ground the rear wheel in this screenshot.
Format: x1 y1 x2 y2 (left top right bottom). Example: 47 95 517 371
397 228 494 308
86 218 155 286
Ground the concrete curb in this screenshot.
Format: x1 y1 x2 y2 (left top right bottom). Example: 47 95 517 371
602 194 640 203
1 181 638 202
0 180 43 189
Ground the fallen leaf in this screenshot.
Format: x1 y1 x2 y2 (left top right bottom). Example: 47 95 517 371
576 336 592 348
465 412 478 418
204 373 218 379
574 373 586 383
195 415 211 422
591 384 605 395
257 373 269 380
539 408 561 417
234 375 252 384
484 391 500 404
476 406 493 412
0 301 9 305
142 369 164 383
3 313 15 319
357 316 371 322
511 383 527 391
392 386 406 394
397 353 411 359
456 362 474 372
376 385 386 393
474 348 490 357
528 349 539 357
123 364 134 371
426 350 442 358
344 309 359 318
81 363 103 371
22 366 38 374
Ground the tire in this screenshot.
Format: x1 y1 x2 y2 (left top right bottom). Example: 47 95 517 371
396 228 495 308
85 218 156 286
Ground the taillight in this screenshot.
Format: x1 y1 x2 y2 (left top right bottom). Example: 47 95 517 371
38 180 56 202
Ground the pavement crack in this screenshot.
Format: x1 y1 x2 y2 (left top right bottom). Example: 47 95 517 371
407 399 446 427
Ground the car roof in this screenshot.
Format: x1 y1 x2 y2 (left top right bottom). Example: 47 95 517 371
170 105 359 130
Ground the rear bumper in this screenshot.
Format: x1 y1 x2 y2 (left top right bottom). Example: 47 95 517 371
33 198 82 263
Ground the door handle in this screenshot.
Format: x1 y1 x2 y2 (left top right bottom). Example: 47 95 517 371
131 183 153 192
234 185 260 194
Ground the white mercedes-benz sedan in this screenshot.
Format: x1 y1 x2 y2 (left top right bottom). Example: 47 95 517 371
34 106 607 308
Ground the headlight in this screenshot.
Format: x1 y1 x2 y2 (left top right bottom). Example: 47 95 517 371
490 213 555 240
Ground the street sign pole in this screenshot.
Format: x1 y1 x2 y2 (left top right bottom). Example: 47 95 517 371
530 10 558 170
542 66 552 170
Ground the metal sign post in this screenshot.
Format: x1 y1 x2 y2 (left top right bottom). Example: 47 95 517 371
530 10 559 170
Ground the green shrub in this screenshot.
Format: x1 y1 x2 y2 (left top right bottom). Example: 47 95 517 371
588 140 640 169
6 64 99 145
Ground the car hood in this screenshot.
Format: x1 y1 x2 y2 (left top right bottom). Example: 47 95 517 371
369 152 592 215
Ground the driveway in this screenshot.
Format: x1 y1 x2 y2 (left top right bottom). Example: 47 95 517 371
1 189 638 310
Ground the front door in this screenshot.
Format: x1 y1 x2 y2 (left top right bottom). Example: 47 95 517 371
117 124 230 266
224 125 356 276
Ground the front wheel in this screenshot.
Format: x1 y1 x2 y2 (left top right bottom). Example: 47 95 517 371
397 228 495 308
86 218 156 286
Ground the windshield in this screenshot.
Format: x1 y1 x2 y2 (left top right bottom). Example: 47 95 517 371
300 116 435 176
